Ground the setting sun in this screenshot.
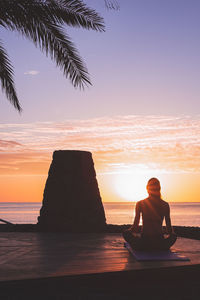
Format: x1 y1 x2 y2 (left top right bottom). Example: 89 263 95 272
113 166 162 202
114 173 148 202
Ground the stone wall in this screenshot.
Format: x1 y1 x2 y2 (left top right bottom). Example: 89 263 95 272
37 150 106 232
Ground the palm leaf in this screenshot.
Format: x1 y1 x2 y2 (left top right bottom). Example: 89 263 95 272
0 2 91 87
47 0 105 31
0 41 21 112
39 23 91 88
0 0 105 110
104 0 120 10
0 0 105 88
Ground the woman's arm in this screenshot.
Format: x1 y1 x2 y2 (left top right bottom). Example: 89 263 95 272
130 202 141 233
165 203 174 235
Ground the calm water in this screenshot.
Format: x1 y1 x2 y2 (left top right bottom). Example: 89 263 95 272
0 202 200 227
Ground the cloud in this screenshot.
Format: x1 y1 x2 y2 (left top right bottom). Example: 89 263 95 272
24 70 39 76
0 140 22 148
1 115 200 175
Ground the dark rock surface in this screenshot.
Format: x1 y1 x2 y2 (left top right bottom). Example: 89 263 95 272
1 223 200 241
37 150 106 231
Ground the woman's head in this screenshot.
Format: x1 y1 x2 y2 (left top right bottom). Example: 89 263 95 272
146 177 161 198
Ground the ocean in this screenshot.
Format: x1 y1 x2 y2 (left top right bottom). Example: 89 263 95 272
0 202 200 227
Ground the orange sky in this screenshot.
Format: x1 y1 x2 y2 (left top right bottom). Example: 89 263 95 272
0 115 200 203
1 2 200 203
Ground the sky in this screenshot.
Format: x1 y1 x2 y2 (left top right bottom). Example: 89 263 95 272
0 0 200 203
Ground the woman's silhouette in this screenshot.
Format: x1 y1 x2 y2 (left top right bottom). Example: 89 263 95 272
123 178 177 251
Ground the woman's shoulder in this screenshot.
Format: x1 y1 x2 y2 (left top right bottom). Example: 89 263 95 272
137 198 148 207
137 198 147 204
136 199 143 208
160 199 170 208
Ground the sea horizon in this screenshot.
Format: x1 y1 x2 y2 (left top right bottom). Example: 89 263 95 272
0 201 200 227
0 201 200 203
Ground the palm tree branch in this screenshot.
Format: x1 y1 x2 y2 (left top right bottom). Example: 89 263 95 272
0 0 106 110
48 0 105 31
41 23 91 87
104 0 120 10
0 0 105 32
0 41 21 112
0 0 101 87
4 17 90 87
26 21 91 87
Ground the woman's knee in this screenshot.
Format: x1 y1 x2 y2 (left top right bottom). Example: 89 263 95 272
122 229 133 242
164 233 177 249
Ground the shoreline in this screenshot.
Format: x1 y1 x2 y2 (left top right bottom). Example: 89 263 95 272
0 223 200 240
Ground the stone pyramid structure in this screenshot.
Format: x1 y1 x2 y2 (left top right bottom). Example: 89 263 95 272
37 150 106 232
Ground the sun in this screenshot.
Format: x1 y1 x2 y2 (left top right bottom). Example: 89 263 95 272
112 165 162 202
114 173 148 202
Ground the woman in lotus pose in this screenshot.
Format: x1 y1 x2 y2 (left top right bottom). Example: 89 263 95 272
123 178 177 251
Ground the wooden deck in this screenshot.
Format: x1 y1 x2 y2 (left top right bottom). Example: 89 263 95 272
0 232 200 299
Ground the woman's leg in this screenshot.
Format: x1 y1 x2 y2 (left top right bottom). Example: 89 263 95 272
123 231 177 251
162 233 177 250
143 234 177 251
122 230 143 250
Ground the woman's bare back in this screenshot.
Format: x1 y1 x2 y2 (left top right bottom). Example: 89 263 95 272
138 198 169 237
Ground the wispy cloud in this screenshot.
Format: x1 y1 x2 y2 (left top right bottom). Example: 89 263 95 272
0 139 22 148
0 115 200 175
24 70 39 76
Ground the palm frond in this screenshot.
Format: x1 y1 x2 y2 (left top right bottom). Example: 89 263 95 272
0 0 105 88
0 0 106 110
48 0 105 31
40 23 91 88
0 41 21 112
0 0 105 32
104 0 120 10
0 2 91 88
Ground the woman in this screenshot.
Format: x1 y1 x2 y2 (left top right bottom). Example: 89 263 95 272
123 178 177 251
